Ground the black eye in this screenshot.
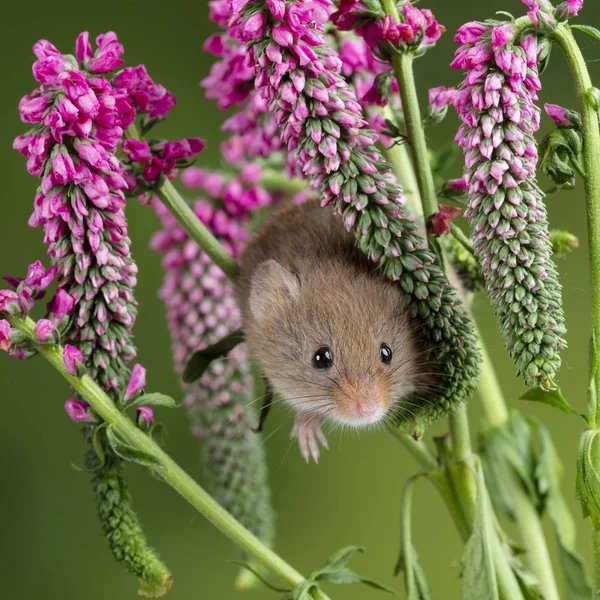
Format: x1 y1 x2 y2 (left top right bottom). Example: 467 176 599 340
380 344 393 365
313 346 334 370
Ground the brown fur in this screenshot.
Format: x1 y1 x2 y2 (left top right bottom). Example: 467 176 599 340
235 200 430 427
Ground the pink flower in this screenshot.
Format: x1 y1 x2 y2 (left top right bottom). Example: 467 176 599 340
122 139 152 163
430 204 463 235
157 138 206 160
429 86 458 112
0 290 20 316
124 363 146 400
64 398 92 422
491 24 514 49
47 289 75 322
566 0 584 15
24 260 55 290
544 103 575 126
403 2 445 46
445 178 468 190
34 318 56 342
137 406 154 424
0 320 12 352
266 0 285 19
63 344 85 376
331 1 367 31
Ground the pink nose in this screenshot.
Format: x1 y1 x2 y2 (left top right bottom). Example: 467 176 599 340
356 402 378 416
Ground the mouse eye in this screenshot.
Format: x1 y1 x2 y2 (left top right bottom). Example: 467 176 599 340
380 344 393 365
313 346 334 370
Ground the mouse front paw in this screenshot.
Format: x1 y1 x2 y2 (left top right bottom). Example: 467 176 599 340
290 412 328 464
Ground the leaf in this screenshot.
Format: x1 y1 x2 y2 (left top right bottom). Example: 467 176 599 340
509 558 544 600
571 24 600 43
228 560 289 593
310 545 396 595
588 331 598 424
288 580 320 600
534 421 593 599
519 386 583 419
91 423 107 469
460 466 499 600
105 426 164 469
127 393 177 410
182 329 245 383
394 474 432 600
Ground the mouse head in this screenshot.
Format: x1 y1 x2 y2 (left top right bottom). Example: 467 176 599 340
245 259 427 428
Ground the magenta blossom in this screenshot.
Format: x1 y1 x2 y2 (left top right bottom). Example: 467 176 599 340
565 0 584 15
47 289 75 322
34 318 56 342
429 86 458 111
63 344 85 376
25 261 56 290
137 406 154 424
0 290 21 316
544 103 576 127
430 204 463 235
0 320 12 352
124 363 146 400
491 23 515 49
64 398 93 422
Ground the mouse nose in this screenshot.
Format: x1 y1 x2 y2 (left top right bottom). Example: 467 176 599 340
331 374 391 424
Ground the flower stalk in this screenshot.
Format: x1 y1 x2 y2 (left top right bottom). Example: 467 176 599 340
4 313 330 600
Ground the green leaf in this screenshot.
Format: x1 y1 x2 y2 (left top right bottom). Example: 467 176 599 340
535 421 593 599
317 546 364 574
519 386 583 419
91 423 107 470
571 24 600 43
127 393 177 410
395 474 432 600
106 426 164 469
228 560 289 593
508 558 544 600
182 329 245 383
460 466 499 600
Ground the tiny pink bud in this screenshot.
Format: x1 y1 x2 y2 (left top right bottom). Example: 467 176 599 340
544 103 573 127
266 0 285 19
566 0 583 16
64 398 92 422
63 344 85 376
0 320 12 352
34 318 56 342
124 363 146 400
430 205 463 235
0 290 21 316
137 405 154 424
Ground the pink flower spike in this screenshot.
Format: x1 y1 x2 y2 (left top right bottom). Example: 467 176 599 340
124 363 146 400
64 398 92 422
137 405 154 424
34 318 56 342
0 320 12 352
544 103 574 126
63 344 85 376
47 289 75 322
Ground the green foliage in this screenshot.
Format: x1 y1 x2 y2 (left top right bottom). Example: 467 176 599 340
519 386 585 419
460 466 499 600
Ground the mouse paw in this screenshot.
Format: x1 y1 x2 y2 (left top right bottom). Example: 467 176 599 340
291 413 328 464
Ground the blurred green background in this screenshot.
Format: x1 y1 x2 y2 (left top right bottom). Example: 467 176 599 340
1 1 599 598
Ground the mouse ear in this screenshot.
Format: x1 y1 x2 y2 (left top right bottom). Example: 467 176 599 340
249 259 300 320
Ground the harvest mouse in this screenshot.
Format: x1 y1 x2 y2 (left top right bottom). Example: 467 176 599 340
235 200 435 462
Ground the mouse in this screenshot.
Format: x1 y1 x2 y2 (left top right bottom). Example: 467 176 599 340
234 199 434 462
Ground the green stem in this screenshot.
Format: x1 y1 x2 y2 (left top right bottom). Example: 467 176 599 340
260 169 307 195
450 223 475 255
553 24 600 427
386 425 438 471
155 178 239 280
6 314 330 600
594 529 600 599
449 404 472 462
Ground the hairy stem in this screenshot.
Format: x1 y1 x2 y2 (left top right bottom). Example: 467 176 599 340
386 424 438 471
553 24 600 426
155 178 239 280
5 314 330 600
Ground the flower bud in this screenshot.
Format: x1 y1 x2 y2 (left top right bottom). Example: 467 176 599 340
34 318 56 343
0 319 12 352
63 344 85 376
64 398 92 422
124 363 146 400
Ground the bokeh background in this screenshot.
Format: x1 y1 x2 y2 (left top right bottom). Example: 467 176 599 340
1 1 599 598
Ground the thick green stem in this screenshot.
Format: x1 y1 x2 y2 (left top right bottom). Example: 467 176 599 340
553 24 600 427
155 179 239 280
6 315 330 600
260 169 307 195
449 405 472 462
